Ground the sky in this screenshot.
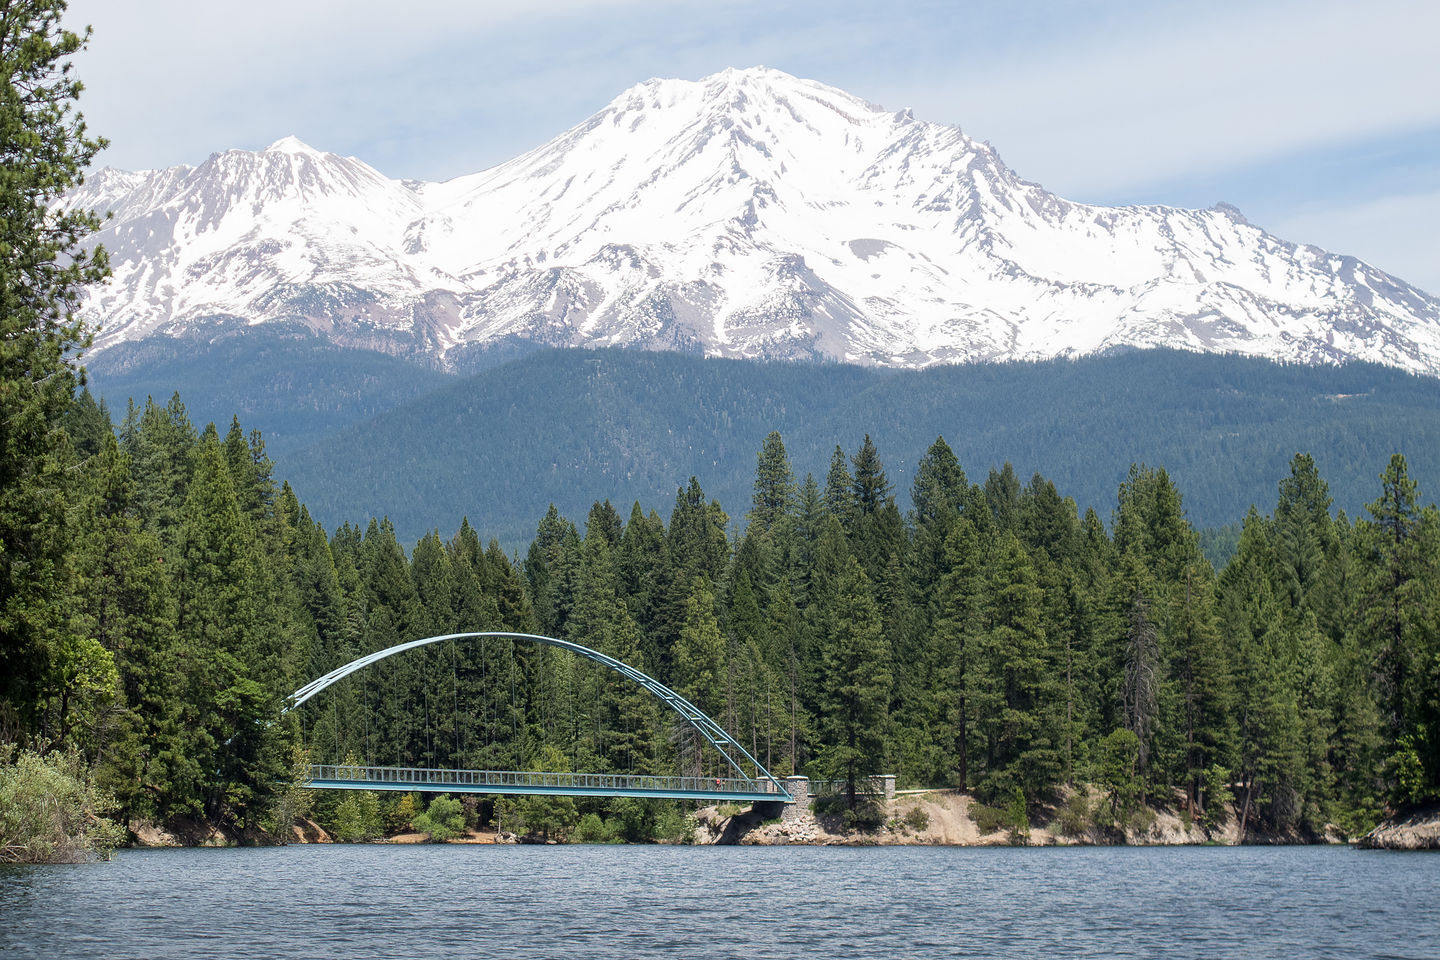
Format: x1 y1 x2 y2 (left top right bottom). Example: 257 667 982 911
65 0 1440 294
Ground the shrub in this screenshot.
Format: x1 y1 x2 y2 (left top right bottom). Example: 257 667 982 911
843 799 886 831
1005 787 1031 843
260 743 314 839
332 791 383 842
652 805 696 844
412 795 466 842
385 792 420 833
1055 791 1091 837
0 747 125 863
969 802 1010 835
571 812 620 844
902 805 931 831
969 793 1029 840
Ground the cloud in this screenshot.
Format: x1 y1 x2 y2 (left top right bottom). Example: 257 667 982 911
68 0 1439 187
64 0 709 173
861 0 1440 198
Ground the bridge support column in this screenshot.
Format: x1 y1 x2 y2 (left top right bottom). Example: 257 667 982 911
750 775 809 822
779 776 810 822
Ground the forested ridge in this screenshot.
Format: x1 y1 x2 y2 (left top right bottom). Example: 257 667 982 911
88 335 1440 550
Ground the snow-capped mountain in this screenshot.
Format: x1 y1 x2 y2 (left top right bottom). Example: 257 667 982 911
66 67 1440 373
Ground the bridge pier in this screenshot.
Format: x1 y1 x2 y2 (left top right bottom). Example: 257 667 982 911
751 776 811 822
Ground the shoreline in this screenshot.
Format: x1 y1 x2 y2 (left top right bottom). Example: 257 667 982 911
123 788 1375 850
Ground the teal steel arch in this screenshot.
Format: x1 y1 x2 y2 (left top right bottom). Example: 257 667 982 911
286 631 789 798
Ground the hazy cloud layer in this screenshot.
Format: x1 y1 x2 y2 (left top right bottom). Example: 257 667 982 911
65 0 1439 291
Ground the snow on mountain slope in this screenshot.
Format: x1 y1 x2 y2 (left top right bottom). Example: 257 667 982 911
67 67 1440 373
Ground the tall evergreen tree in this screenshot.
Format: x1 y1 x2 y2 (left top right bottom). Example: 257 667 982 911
749 431 796 537
0 0 110 732
971 533 1061 803
672 579 726 777
821 445 854 523
814 556 891 810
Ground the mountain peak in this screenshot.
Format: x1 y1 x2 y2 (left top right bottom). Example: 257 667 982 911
265 135 321 155
66 71 1440 376
615 66 888 123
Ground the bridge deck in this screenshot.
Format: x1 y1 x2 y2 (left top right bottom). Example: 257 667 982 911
305 764 793 803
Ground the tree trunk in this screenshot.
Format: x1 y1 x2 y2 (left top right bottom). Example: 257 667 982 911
1238 778 1254 844
957 690 969 793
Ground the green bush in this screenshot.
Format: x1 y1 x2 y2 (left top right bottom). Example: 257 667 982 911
1392 737 1438 806
412 795 466 842
332 791 383 842
843 799 886 831
385 792 420 833
969 793 1029 840
0 747 125 863
968 802 1009 834
651 805 696 844
1005 788 1031 843
571 813 620 844
1055 791 1091 837
902 805 931 831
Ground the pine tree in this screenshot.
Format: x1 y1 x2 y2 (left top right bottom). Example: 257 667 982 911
62 386 110 459
568 527 654 773
749 431 796 537
616 502 666 643
971 533 1061 803
764 577 806 775
672 579 726 777
821 445 854 524
586 500 624 549
126 395 197 552
901 437 969 787
984 463 1022 531
1354 455 1440 802
69 434 184 820
0 0 109 731
1273 453 1337 613
911 436 968 529
1122 581 1161 776
170 431 290 823
358 518 423 763
814 556 891 810
935 517 987 791
850 434 892 518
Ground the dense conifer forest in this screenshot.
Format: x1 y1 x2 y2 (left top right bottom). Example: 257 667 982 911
91 338 1440 548
6 386 1440 841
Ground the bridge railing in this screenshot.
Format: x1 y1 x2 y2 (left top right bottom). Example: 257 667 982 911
808 776 894 798
307 764 784 796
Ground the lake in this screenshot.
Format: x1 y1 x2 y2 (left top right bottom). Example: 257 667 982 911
1 844 1436 958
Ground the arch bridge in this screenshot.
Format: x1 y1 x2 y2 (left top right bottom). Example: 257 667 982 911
286 631 793 804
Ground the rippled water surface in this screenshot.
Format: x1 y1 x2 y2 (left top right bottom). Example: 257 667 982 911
2 844 1437 959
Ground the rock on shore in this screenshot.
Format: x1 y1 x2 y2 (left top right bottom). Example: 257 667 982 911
693 788 1346 847
1356 805 1440 850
